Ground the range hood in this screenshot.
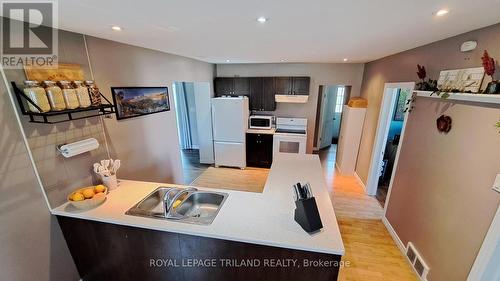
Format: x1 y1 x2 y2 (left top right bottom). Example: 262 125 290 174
275 95 309 103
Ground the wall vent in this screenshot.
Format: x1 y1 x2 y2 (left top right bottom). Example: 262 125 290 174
406 242 430 280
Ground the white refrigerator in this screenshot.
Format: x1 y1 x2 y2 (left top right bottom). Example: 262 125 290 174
212 97 249 169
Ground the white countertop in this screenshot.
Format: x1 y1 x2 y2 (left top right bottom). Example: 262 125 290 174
246 128 276 135
51 153 344 255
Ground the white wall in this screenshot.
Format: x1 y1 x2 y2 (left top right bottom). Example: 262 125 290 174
86 36 215 184
216 63 365 153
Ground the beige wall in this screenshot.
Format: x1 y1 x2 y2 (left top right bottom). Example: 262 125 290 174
356 23 500 183
216 63 365 153
359 23 500 280
0 69 79 280
387 98 500 280
85 36 215 183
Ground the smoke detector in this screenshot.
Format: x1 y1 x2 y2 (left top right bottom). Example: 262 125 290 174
460 41 477 52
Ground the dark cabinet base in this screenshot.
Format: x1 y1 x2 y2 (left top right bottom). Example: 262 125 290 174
57 216 340 281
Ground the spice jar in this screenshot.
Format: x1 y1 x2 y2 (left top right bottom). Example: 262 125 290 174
84 80 101 106
23 81 51 113
58 80 79 109
73 80 91 108
43 81 66 111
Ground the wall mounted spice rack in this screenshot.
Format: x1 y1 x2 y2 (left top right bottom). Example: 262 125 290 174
11 81 115 124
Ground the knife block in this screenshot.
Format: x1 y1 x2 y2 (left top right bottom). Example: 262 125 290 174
294 197 323 233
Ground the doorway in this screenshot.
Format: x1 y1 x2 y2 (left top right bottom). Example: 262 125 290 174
365 82 415 208
314 85 351 156
172 81 214 184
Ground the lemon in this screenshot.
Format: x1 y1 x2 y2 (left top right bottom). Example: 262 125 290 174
173 199 182 209
82 188 95 199
72 192 85 201
94 185 106 193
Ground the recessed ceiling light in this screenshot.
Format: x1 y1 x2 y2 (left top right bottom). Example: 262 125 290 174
111 25 122 31
257 17 268 23
225 59 230 63
436 9 449 16
343 58 348 62
280 59 285 62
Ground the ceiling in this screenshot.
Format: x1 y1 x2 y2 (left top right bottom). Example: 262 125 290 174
55 0 500 64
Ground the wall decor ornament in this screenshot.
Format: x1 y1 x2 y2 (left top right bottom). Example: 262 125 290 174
437 67 485 93
436 115 452 133
482 50 500 95
415 64 438 91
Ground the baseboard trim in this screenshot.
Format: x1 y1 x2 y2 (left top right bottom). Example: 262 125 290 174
382 217 406 254
382 217 424 280
354 171 366 192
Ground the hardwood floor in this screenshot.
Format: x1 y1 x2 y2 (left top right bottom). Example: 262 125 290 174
316 145 417 281
180 149 210 184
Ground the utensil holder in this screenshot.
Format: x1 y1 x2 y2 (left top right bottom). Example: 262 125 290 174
294 197 323 233
101 174 118 191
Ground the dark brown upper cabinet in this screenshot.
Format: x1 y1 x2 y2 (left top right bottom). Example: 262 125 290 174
274 77 292 95
215 77 251 97
291 77 310 95
214 76 309 110
214 77 234 96
249 77 276 111
262 77 276 111
233 77 250 96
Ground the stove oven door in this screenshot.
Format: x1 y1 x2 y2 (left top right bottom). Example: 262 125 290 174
273 134 307 155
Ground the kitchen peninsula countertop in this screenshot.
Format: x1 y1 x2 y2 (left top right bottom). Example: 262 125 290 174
52 153 344 255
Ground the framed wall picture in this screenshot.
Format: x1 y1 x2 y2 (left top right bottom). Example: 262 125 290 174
111 87 170 120
393 88 409 121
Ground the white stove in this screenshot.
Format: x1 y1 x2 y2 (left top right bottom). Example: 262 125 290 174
273 118 307 154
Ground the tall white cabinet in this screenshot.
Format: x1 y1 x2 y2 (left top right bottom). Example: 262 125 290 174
336 105 366 175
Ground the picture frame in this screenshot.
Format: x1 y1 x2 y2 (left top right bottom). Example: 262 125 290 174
111 87 170 120
393 88 409 121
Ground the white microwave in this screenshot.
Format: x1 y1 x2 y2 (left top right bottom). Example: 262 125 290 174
249 115 274 129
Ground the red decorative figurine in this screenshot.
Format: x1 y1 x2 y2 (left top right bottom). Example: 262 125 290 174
482 50 499 94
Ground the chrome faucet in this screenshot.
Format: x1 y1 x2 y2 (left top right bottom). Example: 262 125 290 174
163 187 197 218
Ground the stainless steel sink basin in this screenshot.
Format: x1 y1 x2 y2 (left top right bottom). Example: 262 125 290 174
175 192 227 225
125 186 228 225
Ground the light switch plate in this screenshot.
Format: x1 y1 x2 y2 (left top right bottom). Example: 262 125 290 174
493 174 500 193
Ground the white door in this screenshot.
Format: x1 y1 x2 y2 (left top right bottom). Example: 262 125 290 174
212 98 245 143
319 86 338 149
193 82 214 164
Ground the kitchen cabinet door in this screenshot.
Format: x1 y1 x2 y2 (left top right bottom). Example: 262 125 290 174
291 77 310 95
262 77 276 111
234 77 250 96
246 133 273 168
214 77 234 96
259 134 273 167
274 77 292 95
249 77 264 111
246 133 260 167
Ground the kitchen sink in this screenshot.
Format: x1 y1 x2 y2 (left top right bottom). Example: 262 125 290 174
125 186 228 225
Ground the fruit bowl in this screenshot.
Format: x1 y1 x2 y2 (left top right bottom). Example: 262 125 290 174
68 185 108 210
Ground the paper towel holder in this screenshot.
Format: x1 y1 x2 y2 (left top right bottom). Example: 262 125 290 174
57 138 99 158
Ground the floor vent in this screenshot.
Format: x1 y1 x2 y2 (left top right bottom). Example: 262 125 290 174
406 242 430 280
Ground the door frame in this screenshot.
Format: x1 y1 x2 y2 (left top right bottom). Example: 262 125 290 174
467 204 500 281
366 82 415 198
